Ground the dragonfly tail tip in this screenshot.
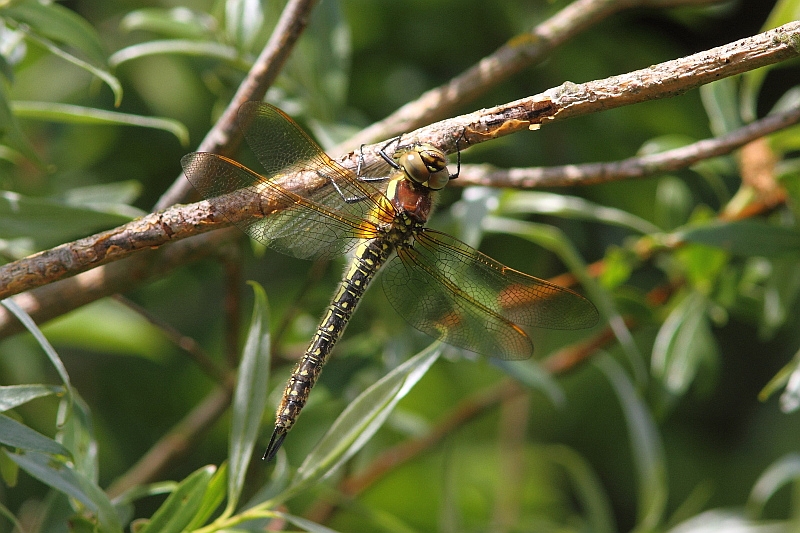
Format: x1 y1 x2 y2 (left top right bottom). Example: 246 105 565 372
262 427 288 462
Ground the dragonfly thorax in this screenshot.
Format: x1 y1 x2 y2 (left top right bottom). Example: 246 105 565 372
386 173 433 224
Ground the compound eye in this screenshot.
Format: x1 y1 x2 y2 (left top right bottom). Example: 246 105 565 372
398 150 430 184
427 169 450 190
417 145 448 173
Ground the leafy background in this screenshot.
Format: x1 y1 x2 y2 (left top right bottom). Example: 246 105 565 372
2 0 800 532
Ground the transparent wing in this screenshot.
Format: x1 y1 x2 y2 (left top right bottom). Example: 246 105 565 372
182 102 393 260
382 229 599 360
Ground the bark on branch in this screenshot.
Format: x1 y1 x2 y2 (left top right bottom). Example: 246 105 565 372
1 21 798 331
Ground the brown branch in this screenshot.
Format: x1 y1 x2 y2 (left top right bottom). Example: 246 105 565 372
154 0 318 210
0 229 238 337
338 0 723 151
111 295 232 386
105 385 233 499
450 105 800 188
2 22 798 325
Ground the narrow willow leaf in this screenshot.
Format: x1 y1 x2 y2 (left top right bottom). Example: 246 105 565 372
501 191 661 234
12 102 189 146
8 451 122 533
278 512 343 533
666 509 786 532
17 30 122 106
651 291 717 396
1 0 106 65
287 343 442 496
185 462 228 531
109 40 244 68
747 453 800 518
1 300 72 406
120 7 217 39
225 0 265 53
700 78 743 137
227 282 271 513
0 83 45 167
137 465 216 533
0 500 24 533
491 360 565 408
0 414 70 456
674 220 800 257
63 181 142 205
596 354 667 532
543 444 616 533
57 393 98 482
0 384 62 412
0 191 136 249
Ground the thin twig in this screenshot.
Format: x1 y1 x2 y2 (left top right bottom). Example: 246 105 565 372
154 0 318 210
111 294 231 386
450 106 800 188
338 0 723 151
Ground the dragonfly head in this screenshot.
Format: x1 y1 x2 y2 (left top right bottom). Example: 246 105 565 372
397 144 453 191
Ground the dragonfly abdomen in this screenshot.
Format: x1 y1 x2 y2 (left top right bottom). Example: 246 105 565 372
264 237 393 460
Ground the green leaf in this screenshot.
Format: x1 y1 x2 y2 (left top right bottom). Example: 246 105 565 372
0 81 45 168
651 291 718 396
15 28 122 107
225 0 265 53
1 0 106 65
0 500 24 532
0 414 70 456
491 360 565 407
674 220 800 257
57 393 98 481
12 101 189 147
278 512 343 533
596 355 667 532
747 453 800 518
42 298 169 361
137 465 216 533
665 510 785 532
0 190 136 250
0 299 72 403
500 191 661 234
8 450 123 533
543 445 616 533
185 462 228 531
226 282 271 513
654 176 692 231
120 7 217 39
109 39 245 69
285 343 442 497
282 0 351 119
0 384 62 412
700 78 742 137
61 181 144 214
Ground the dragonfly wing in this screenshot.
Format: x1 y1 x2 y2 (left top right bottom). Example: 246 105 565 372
238 102 387 210
381 229 599 360
181 152 377 260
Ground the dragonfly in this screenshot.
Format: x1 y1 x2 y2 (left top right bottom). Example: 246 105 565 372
181 101 599 461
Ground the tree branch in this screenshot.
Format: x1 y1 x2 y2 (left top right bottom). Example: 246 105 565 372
450 105 800 188
2 21 798 330
338 0 723 151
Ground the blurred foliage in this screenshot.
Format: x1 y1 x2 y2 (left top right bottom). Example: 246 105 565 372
1 0 800 532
